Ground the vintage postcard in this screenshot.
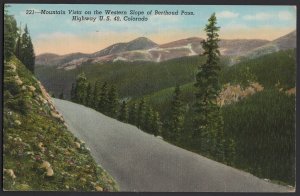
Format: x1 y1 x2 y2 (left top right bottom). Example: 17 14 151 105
2 3 296 192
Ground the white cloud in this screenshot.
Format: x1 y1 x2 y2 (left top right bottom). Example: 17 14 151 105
243 11 295 21
243 12 273 21
278 11 293 20
216 11 239 19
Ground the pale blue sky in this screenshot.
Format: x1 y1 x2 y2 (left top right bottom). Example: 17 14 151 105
7 4 297 54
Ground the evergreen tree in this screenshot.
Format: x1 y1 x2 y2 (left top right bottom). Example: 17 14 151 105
118 101 129 123
85 82 92 107
224 138 236 165
214 126 226 161
107 85 119 118
92 80 100 108
98 82 109 114
137 98 146 128
70 83 76 102
4 6 18 61
151 111 161 136
20 25 35 73
129 103 138 126
74 72 88 104
15 35 21 60
143 105 154 133
193 13 224 156
237 66 257 87
166 85 185 141
59 91 64 99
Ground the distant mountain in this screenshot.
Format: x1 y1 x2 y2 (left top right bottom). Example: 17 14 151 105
91 37 158 57
273 30 296 50
36 37 158 68
35 52 88 66
35 30 296 70
35 53 60 66
219 39 269 56
244 30 296 59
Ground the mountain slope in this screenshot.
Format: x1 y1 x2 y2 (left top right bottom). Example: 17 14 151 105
144 49 296 113
35 37 271 68
35 30 295 69
36 37 158 67
272 30 296 50
134 49 296 186
219 39 269 56
245 30 296 58
3 56 118 191
35 55 211 99
91 37 158 58
53 98 293 192
35 52 88 66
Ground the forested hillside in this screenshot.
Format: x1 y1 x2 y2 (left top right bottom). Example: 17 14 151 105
36 55 232 99
136 49 296 185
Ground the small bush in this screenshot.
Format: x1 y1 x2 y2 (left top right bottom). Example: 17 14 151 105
4 90 13 100
6 97 30 115
4 79 21 96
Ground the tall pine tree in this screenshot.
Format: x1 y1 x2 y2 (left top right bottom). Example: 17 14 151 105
107 85 119 118
193 13 224 156
137 98 146 129
74 72 88 104
129 103 138 126
143 105 154 133
70 83 76 102
4 6 18 61
151 111 161 136
166 85 185 141
118 101 129 123
15 33 21 60
224 138 236 165
20 25 35 73
98 82 109 114
92 80 100 108
85 82 92 107
59 90 64 99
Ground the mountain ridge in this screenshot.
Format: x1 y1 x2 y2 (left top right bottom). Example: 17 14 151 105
90 36 158 58
244 30 296 59
35 30 296 69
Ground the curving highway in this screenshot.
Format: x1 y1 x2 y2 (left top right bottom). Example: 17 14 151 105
53 99 292 192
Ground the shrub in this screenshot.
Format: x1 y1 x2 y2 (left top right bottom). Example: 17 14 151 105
4 79 21 96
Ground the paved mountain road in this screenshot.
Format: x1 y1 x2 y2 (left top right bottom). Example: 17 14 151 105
53 99 291 192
